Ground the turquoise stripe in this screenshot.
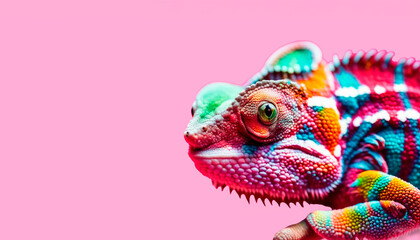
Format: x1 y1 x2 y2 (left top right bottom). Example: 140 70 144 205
379 127 404 176
342 121 373 168
407 119 420 188
367 175 392 201
335 68 360 88
394 62 405 85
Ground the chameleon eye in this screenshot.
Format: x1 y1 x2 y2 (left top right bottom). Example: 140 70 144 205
239 81 306 142
258 102 277 125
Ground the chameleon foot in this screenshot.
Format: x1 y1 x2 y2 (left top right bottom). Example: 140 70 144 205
305 171 420 240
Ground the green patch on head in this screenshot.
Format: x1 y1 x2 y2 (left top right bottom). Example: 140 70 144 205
261 42 322 77
275 48 313 70
196 83 243 122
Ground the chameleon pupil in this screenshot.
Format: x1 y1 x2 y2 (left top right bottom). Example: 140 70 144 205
264 105 272 117
258 102 277 124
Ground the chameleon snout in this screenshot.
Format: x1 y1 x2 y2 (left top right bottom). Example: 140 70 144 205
184 129 202 149
184 126 219 150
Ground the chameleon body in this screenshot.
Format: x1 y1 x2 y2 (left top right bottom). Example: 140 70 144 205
184 42 420 240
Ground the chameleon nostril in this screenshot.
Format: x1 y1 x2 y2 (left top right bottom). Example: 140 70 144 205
185 131 190 137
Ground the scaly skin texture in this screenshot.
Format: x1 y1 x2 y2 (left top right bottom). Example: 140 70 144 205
184 41 420 239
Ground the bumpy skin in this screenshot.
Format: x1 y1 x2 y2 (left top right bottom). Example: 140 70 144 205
184 42 420 240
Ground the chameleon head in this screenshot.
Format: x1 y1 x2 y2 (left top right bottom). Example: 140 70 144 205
185 42 342 204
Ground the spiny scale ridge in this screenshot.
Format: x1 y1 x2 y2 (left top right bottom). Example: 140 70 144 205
212 180 326 207
330 49 420 76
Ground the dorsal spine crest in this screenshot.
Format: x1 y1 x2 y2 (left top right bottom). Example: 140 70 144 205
330 50 420 77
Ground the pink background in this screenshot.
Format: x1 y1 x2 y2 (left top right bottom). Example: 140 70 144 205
1 0 420 239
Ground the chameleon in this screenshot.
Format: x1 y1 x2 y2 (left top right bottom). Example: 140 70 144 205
184 41 420 240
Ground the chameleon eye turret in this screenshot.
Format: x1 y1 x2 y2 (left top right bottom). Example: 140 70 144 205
238 80 307 141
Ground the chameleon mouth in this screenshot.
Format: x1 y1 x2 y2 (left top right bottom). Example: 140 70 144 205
189 139 330 160
188 139 341 206
189 146 243 159
190 145 325 164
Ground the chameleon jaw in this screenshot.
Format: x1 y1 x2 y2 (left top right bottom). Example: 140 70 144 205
188 141 342 206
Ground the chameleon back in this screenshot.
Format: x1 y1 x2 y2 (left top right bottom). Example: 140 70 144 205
331 51 420 188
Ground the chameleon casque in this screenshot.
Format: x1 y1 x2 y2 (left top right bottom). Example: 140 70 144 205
184 41 420 240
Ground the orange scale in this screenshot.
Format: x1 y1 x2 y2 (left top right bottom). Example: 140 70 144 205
297 64 333 98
